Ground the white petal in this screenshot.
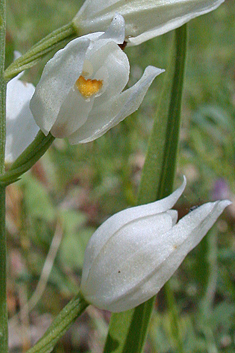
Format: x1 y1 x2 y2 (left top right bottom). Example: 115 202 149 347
87 41 129 96
67 97 114 144
50 87 95 137
74 0 224 45
99 13 125 44
30 37 90 134
108 199 231 311
5 77 39 164
81 197 230 312
69 65 163 144
66 44 129 143
81 210 178 307
128 0 225 45
81 178 186 289
106 66 164 129
51 39 129 138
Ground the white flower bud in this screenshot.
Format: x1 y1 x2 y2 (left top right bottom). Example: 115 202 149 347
73 0 224 46
80 177 231 312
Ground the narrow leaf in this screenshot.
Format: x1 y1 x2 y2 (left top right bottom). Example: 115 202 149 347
104 24 187 353
4 23 76 80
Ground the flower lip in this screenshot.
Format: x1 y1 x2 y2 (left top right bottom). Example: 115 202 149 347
75 76 103 99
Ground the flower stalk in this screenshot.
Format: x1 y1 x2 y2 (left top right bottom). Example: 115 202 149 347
0 0 8 351
0 0 5 170
26 292 88 353
0 186 7 353
0 131 55 186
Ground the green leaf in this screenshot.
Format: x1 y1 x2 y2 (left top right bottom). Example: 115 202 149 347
22 174 56 222
104 24 187 353
58 209 94 269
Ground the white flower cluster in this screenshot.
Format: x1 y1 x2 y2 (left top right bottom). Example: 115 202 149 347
6 0 224 157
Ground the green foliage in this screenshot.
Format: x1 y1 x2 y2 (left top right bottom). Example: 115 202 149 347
58 209 94 269
21 174 56 223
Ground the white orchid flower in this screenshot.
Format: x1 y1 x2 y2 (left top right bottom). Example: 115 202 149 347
5 72 40 165
80 177 231 312
73 0 224 46
30 14 163 144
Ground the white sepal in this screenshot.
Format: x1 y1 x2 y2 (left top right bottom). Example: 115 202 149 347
73 0 224 46
5 75 39 164
81 179 231 312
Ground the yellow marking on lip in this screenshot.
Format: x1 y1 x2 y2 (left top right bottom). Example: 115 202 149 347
75 75 103 98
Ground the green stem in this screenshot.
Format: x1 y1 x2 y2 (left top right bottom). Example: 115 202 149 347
0 0 5 171
156 26 188 198
0 0 7 351
0 131 55 185
165 283 184 353
138 26 187 202
4 22 77 80
103 25 187 353
26 292 88 353
0 186 7 352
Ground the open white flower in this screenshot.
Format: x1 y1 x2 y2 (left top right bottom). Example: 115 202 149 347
30 14 163 144
80 177 231 312
5 73 39 164
73 0 224 46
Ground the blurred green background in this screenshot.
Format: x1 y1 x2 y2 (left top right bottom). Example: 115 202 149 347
5 0 235 352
